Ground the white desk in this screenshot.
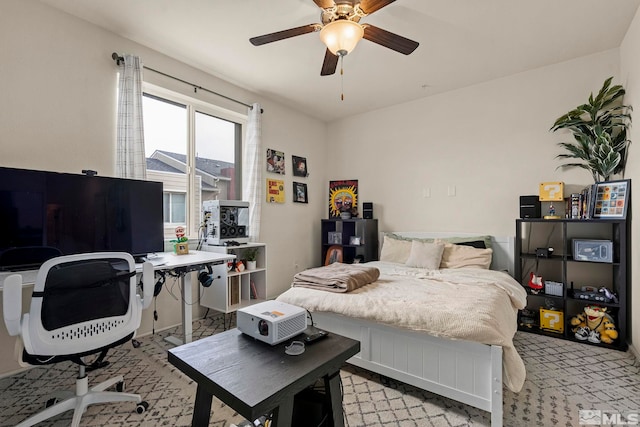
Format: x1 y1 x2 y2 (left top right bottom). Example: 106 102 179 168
147 251 234 345
0 250 234 346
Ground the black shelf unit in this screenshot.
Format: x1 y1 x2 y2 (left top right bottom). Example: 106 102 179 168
320 219 378 265
515 218 630 351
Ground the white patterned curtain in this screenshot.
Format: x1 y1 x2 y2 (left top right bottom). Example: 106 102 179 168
116 54 146 179
243 103 263 241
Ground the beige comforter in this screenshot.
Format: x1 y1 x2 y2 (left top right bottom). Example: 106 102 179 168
277 261 528 392
292 262 380 292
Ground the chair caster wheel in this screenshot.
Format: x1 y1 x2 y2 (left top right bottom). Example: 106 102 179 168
45 398 58 408
136 401 149 414
116 381 125 392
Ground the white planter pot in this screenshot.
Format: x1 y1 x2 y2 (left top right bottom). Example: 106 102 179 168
246 260 257 270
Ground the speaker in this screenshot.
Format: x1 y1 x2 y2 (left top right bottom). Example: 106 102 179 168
520 195 541 219
363 202 373 219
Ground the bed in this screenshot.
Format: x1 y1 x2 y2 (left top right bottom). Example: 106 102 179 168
276 232 526 427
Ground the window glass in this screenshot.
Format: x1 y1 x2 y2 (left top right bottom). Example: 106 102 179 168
142 87 244 238
195 111 237 201
170 193 186 224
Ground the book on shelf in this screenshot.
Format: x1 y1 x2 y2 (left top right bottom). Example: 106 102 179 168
250 280 258 299
579 184 596 219
229 277 240 305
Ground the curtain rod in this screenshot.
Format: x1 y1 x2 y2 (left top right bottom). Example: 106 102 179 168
112 53 263 113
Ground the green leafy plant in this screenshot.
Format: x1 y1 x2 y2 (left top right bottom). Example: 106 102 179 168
244 247 259 262
550 77 632 182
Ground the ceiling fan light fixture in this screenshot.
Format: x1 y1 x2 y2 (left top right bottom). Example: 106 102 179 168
319 20 364 56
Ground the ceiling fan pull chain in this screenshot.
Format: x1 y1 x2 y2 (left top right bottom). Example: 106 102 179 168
340 55 344 101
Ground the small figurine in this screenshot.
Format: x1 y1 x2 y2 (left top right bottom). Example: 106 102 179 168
528 272 544 294
171 226 189 255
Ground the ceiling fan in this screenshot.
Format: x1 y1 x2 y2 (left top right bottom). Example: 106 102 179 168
249 0 419 76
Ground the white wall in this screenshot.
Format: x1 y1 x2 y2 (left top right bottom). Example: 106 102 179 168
0 0 327 375
621 6 640 355
327 50 620 237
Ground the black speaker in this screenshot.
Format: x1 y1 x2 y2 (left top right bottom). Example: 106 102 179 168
363 202 373 219
520 195 541 219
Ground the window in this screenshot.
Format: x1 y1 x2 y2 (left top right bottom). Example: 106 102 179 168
142 84 246 238
163 192 186 224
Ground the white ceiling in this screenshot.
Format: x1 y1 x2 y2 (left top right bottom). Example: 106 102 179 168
39 0 640 122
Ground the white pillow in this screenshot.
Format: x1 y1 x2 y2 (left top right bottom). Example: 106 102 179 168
405 240 445 270
379 235 412 263
438 241 493 269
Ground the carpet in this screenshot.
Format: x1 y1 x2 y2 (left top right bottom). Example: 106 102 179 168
1 313 638 427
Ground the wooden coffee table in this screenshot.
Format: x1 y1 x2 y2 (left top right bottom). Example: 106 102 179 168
168 328 360 427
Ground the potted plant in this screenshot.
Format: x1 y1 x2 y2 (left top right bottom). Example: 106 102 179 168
244 247 259 270
550 77 632 182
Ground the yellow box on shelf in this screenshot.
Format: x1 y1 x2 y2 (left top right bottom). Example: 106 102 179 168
539 182 564 201
540 308 564 333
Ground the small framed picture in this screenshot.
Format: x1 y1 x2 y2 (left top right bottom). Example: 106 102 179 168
349 236 361 245
328 232 342 244
592 179 630 219
292 155 308 177
266 148 285 174
293 181 308 203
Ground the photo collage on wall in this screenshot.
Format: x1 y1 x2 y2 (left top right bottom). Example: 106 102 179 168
265 149 309 204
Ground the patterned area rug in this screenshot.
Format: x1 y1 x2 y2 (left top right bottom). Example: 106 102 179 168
1 313 638 427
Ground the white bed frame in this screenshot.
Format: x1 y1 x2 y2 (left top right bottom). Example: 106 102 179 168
314 232 515 427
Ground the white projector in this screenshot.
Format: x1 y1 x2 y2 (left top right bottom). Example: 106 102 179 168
237 301 307 345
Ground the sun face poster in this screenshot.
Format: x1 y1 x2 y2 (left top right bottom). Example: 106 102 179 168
266 178 285 204
329 180 358 218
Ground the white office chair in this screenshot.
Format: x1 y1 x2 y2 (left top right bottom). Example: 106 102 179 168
2 252 154 427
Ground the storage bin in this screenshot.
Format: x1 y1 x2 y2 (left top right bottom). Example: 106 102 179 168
573 239 613 263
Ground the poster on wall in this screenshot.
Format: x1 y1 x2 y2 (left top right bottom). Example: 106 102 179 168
293 182 308 203
328 179 358 218
266 148 285 174
266 178 285 203
292 155 308 177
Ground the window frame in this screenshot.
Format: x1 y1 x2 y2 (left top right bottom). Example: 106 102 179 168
142 83 247 238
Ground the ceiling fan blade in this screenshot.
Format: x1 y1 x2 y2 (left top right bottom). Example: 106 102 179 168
362 24 419 55
313 0 335 9
359 0 396 14
320 49 339 76
250 24 319 46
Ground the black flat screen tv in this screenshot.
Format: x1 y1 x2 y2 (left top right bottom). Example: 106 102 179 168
0 166 164 271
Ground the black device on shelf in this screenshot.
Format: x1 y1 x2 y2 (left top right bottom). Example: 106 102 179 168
520 195 541 218
0 166 164 271
515 218 629 351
